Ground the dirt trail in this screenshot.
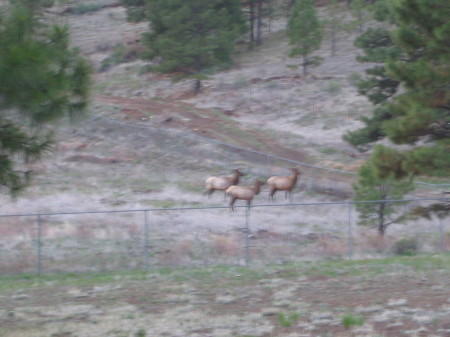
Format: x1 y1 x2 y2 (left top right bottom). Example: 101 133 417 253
94 94 310 163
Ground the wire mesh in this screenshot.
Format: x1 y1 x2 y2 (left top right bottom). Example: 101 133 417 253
0 198 448 276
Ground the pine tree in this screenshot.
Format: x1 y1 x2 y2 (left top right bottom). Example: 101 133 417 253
142 0 247 94
286 0 323 76
346 0 450 217
343 28 401 148
353 149 414 236
323 0 346 56
0 1 91 195
349 0 372 34
343 1 402 150
371 0 449 179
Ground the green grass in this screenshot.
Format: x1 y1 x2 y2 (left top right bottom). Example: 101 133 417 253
0 271 131 293
143 199 178 208
210 109 234 122
134 328 146 337
72 3 104 15
295 113 320 127
318 147 338 155
1 254 449 294
341 313 365 329
277 312 300 327
324 80 343 94
177 180 204 193
92 71 151 94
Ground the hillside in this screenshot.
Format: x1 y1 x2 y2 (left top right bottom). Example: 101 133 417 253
1 0 378 214
2 3 450 337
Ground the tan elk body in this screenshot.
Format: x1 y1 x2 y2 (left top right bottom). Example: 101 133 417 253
267 168 300 201
204 168 245 198
226 179 264 212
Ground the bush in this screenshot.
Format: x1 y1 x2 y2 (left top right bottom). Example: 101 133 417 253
72 3 104 15
347 72 362 86
392 237 419 256
135 329 146 337
100 44 139 72
277 312 300 327
325 80 342 94
341 313 364 329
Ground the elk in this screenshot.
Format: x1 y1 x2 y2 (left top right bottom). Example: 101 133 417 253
226 179 264 212
267 168 301 202
204 168 245 198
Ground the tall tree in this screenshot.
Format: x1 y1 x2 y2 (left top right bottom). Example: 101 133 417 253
353 150 414 236
286 0 323 76
323 0 347 56
345 0 450 216
0 1 91 195
248 0 255 47
255 0 263 46
349 0 372 33
343 1 401 150
142 0 247 94
246 0 269 48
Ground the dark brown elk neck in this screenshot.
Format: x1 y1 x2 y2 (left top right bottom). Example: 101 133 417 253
289 170 300 184
230 171 242 185
290 174 298 185
253 181 263 195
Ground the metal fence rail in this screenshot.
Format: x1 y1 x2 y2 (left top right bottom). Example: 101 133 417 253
0 197 448 276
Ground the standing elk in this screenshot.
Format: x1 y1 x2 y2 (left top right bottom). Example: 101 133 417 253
204 168 245 198
267 168 301 202
226 179 264 212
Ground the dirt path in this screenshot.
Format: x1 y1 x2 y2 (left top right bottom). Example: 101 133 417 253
94 94 310 163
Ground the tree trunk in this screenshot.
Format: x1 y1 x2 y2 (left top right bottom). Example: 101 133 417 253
256 1 263 45
285 0 295 17
302 54 307 76
377 202 386 236
267 0 273 33
331 21 337 56
193 78 201 95
249 0 255 49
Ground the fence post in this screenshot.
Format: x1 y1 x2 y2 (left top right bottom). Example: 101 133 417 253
245 207 251 266
36 215 42 276
143 210 149 270
347 203 353 260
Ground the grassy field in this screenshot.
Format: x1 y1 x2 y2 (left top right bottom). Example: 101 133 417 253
2 254 450 337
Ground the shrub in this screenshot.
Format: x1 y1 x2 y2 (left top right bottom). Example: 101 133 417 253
135 329 146 337
392 238 419 256
325 80 342 94
100 45 126 72
362 233 390 253
342 313 364 329
347 72 362 86
278 312 300 327
233 75 248 89
72 3 104 15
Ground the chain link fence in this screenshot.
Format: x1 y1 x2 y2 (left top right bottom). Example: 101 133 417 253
1 198 448 276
